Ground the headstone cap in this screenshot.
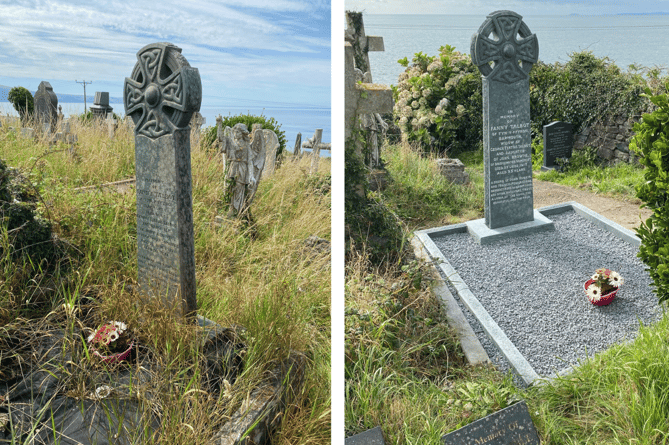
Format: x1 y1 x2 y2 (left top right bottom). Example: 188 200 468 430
124 42 202 139
470 10 538 84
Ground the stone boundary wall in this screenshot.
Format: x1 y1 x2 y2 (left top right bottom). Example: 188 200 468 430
572 114 641 164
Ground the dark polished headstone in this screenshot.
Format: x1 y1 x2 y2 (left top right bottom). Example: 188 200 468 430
442 401 540 445
542 121 573 170
346 426 385 445
124 42 202 317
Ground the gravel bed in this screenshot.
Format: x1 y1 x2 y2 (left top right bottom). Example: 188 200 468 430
432 210 662 380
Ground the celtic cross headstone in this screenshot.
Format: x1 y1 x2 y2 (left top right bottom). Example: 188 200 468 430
34 81 58 133
124 42 202 316
468 10 553 243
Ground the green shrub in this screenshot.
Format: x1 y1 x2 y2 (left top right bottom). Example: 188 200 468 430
7 86 34 122
393 45 482 155
202 112 287 159
629 85 669 304
529 51 645 137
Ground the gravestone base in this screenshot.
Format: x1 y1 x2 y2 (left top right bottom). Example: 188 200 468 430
467 210 554 245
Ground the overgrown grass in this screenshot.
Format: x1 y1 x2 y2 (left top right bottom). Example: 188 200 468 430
0 116 330 443
377 142 484 229
532 141 646 201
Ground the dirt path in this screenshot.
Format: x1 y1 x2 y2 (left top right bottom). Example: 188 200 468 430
532 178 652 231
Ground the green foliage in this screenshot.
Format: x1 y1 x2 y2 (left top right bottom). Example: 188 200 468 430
77 110 121 123
7 86 34 121
630 85 669 304
202 112 287 158
529 51 645 137
345 133 405 264
393 45 482 155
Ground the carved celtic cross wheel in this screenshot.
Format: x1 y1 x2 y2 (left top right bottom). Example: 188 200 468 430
470 10 538 84
124 42 202 139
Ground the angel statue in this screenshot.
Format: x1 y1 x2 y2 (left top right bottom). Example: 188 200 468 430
217 117 266 220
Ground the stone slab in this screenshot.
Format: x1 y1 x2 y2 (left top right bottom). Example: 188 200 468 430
466 209 555 245
542 121 573 170
346 426 385 445
441 400 539 445
411 236 490 365
483 78 534 229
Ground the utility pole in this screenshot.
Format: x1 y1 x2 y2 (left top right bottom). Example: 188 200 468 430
75 80 92 113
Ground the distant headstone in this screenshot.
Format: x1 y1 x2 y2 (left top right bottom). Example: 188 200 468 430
441 401 540 445
309 129 323 174
90 92 114 118
124 42 202 317
107 115 118 139
294 132 302 157
191 111 205 146
34 81 58 132
346 426 385 445
542 121 573 171
471 10 537 229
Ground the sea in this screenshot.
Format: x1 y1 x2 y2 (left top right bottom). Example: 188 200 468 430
0 88 330 157
362 14 669 87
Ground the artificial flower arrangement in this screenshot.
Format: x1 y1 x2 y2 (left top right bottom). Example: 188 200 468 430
584 268 624 306
87 321 133 363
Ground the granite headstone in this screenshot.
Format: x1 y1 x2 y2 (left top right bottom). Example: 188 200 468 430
442 401 540 445
124 42 201 317
542 121 573 171
34 81 58 132
346 426 385 445
471 10 538 229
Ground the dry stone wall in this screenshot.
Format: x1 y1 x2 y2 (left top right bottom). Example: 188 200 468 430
573 114 641 164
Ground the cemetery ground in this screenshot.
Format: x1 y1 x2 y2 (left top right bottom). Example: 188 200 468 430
346 141 669 444
0 117 331 443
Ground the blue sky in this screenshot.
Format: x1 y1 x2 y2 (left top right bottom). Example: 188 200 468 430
345 0 669 15
0 0 331 131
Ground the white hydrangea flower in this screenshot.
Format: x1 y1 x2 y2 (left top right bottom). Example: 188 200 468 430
456 104 465 116
403 106 412 116
427 60 443 72
422 88 432 98
435 105 443 114
438 98 449 109
419 97 427 107
412 90 420 99
399 116 408 126
411 101 420 109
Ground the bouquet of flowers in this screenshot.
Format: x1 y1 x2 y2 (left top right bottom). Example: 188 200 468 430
87 321 133 362
585 268 624 305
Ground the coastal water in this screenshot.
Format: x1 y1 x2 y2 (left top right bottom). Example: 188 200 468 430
363 14 669 87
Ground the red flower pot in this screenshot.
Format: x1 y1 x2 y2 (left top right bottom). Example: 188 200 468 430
584 279 618 306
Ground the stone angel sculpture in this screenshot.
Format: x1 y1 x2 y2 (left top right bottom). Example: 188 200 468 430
217 117 266 219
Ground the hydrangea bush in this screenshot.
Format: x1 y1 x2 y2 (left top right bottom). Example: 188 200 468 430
393 45 482 155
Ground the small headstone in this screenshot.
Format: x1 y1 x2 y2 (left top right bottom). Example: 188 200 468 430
441 400 540 445
262 129 280 175
309 129 323 174
90 92 114 118
191 112 205 146
34 81 58 132
107 115 118 139
293 133 302 157
437 158 470 185
57 105 63 122
20 128 34 139
346 426 385 445
124 42 202 317
542 121 573 171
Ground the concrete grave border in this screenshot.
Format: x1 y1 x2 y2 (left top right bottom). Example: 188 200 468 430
413 201 640 386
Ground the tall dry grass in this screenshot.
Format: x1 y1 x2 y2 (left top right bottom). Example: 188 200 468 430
0 115 330 444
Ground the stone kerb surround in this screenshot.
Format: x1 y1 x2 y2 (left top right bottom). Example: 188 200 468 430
124 42 201 316
468 10 554 243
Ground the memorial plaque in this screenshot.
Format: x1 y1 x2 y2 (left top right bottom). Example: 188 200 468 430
346 426 385 445
542 121 573 170
124 42 202 316
442 401 540 445
471 10 538 229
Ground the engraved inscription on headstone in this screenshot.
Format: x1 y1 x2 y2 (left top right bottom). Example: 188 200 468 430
441 400 540 445
471 10 538 229
542 121 573 170
124 42 202 316
34 81 58 132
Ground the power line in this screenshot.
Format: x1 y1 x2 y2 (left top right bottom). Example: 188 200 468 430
74 80 92 112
